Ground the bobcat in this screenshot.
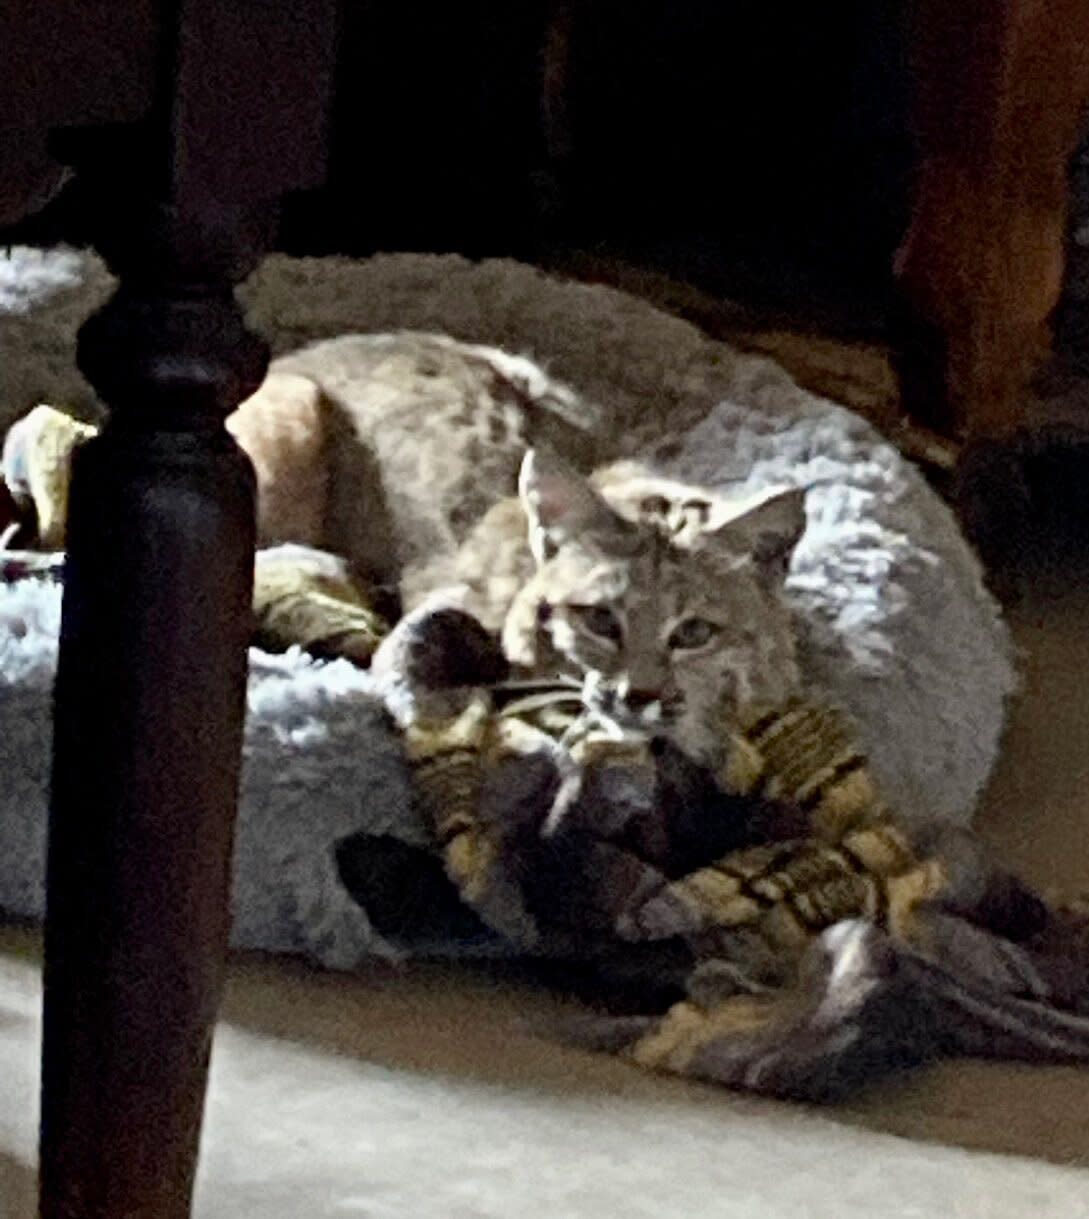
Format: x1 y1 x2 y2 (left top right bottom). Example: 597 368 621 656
3 331 807 768
461 450 805 768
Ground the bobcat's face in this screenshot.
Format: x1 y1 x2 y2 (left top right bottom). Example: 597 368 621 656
503 452 807 767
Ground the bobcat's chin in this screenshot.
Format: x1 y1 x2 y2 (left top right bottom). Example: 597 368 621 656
580 677 730 771
664 708 734 772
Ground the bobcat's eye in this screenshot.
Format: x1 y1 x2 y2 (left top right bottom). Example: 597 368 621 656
569 604 624 644
640 495 670 518
667 616 719 651
681 498 712 526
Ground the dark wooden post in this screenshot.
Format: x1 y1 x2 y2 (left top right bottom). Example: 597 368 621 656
40 202 268 1219
33 3 338 1217
894 0 1089 442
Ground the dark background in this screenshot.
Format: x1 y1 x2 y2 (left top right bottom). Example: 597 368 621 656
288 0 914 331
0 2 920 334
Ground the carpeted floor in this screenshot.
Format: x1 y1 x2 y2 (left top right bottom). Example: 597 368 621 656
2 571 1089 1216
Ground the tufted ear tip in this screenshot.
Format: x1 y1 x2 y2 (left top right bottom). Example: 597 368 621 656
755 486 807 549
517 447 539 498
703 486 807 579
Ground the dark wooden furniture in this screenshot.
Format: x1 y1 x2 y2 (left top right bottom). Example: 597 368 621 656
0 3 1086 1217
894 0 1089 442
2 3 336 1216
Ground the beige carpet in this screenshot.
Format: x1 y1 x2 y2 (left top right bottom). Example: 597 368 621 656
2 579 1089 1216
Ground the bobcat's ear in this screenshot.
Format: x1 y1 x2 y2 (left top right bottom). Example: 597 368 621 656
519 448 621 563
701 487 806 582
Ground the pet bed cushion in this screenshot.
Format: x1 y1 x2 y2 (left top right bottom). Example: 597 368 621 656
0 247 1013 967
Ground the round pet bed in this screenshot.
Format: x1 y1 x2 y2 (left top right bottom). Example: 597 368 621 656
0 247 1014 967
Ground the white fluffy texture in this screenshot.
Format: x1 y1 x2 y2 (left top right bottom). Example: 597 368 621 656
0 246 1014 966
0 578 417 968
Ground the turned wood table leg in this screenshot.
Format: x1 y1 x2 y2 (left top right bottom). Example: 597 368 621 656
39 205 268 1219
894 0 1089 442
27 2 338 1212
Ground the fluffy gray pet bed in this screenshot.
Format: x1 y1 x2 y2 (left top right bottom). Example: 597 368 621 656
0 247 1013 968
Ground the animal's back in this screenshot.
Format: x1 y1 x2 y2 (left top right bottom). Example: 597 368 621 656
230 331 598 598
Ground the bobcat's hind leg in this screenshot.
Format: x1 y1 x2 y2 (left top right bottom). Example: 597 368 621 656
252 544 390 665
2 404 97 548
1 409 391 665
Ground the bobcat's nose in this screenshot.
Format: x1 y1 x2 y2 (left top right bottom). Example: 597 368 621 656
618 680 681 724
623 687 662 711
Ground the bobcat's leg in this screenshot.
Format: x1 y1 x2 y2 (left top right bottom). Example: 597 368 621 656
5 371 329 555
252 544 390 666
2 405 97 549
226 370 328 550
2 407 388 664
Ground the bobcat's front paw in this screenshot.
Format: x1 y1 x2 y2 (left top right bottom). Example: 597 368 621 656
252 544 389 665
371 598 509 715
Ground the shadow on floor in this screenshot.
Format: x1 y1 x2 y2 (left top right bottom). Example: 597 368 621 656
0 1150 35 1215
